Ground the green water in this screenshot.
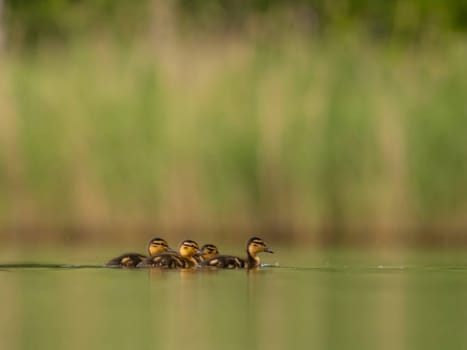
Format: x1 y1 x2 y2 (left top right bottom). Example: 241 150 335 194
1 250 467 350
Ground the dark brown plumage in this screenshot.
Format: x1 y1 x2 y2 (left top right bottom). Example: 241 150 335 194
105 253 147 268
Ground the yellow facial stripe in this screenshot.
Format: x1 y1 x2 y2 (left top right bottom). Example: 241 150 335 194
205 246 217 253
182 242 199 249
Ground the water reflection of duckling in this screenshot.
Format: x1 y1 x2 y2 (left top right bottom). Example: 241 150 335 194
105 237 173 268
137 240 201 269
195 244 219 263
201 237 273 269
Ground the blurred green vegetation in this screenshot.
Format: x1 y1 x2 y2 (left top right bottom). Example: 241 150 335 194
4 0 467 47
0 1 467 245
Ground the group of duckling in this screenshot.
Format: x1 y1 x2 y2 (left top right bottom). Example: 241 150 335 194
105 237 274 269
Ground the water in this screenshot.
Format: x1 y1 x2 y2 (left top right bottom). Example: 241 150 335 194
1 249 467 350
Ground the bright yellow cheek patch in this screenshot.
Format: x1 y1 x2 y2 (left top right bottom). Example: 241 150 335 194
149 246 160 255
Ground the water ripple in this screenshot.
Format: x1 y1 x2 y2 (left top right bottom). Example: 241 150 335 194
2 263 467 273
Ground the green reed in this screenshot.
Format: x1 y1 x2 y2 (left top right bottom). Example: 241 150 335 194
1 33 466 245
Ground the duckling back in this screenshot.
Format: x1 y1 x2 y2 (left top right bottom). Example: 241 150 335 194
137 253 187 268
201 255 246 269
105 253 147 268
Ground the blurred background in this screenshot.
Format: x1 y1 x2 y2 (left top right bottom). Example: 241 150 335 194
1 0 467 249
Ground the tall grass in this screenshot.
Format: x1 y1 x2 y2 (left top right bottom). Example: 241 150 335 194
1 29 467 246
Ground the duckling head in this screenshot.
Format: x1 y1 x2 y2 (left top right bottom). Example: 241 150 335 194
179 240 201 264
148 237 173 256
200 244 219 260
247 237 274 258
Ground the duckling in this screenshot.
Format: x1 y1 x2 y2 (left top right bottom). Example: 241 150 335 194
195 243 219 263
105 237 173 268
201 237 273 269
105 253 147 268
137 240 201 269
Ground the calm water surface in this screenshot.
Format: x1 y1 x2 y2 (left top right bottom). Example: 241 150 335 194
1 248 467 350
